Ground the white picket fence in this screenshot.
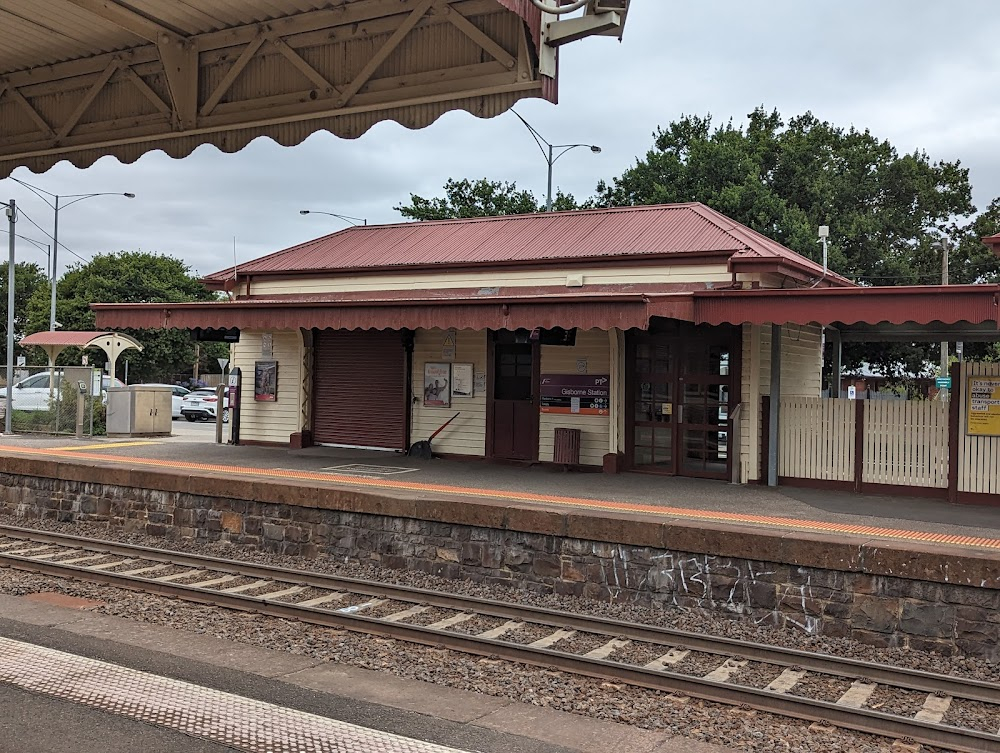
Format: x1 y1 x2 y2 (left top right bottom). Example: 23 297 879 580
959 362 1000 496
778 397 948 490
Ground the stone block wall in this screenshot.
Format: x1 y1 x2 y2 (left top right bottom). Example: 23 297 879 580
0 462 998 661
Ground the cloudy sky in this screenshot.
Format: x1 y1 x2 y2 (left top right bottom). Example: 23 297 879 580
4 1 1000 279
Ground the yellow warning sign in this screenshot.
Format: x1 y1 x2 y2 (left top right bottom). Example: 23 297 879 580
967 376 1000 436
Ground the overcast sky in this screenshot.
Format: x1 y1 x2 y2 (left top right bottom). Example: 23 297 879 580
4 1 1000 279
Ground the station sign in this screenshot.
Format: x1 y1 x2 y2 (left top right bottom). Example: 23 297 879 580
540 374 610 415
968 376 1000 436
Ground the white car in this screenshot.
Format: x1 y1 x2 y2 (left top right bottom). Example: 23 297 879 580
180 388 230 423
140 384 191 419
0 371 124 411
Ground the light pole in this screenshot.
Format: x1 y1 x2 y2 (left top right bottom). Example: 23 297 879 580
511 111 601 211
298 210 367 225
7 177 134 331
931 238 950 399
5 199 15 434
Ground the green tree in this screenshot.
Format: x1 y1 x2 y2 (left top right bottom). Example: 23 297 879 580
596 108 975 286
0 261 48 367
595 107 982 378
24 251 225 384
395 178 580 220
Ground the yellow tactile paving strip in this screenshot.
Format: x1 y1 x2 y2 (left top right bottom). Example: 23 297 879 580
58 441 158 452
6 445 1000 552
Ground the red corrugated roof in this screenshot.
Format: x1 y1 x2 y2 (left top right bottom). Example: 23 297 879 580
205 203 852 286
984 233 1000 256
19 331 110 346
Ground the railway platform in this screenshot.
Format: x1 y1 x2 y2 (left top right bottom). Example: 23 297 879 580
0 592 730 753
1 434 999 662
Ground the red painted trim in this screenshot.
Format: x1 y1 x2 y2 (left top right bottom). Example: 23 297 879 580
485 329 496 460
956 491 1000 507
778 476 949 500
854 400 864 493
239 439 288 448
948 361 961 504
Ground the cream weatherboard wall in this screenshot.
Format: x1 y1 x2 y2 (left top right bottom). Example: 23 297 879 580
410 329 487 456
230 330 304 445
740 323 824 482
538 329 612 467
244 264 743 296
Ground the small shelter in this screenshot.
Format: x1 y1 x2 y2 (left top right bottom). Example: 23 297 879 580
19 331 142 380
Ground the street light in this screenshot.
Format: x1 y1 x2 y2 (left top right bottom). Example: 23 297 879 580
299 210 367 225
511 110 601 212
931 238 950 399
7 177 134 331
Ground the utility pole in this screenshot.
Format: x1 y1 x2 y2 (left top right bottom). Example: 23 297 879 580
5 200 16 434
933 239 950 400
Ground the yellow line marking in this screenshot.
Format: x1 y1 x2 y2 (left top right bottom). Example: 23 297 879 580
57 441 158 452
3 445 999 552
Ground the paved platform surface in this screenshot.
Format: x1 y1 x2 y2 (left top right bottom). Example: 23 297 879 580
0 594 731 753
2 433 1000 550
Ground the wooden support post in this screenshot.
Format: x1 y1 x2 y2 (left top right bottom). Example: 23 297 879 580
767 324 782 487
948 360 961 504
853 399 864 493
829 327 843 398
760 396 770 485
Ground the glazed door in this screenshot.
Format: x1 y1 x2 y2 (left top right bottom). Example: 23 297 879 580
491 341 538 460
677 339 732 479
628 328 735 478
630 339 677 471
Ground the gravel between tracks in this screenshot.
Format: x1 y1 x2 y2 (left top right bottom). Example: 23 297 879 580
0 516 979 752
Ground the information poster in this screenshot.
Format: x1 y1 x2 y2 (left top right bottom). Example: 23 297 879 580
968 376 1000 436
423 363 451 407
451 362 474 398
540 374 610 415
254 360 277 402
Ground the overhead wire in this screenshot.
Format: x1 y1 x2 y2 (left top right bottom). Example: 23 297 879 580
14 207 89 265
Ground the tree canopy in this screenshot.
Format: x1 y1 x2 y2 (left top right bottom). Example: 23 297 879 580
23 251 225 383
395 178 581 220
0 261 48 365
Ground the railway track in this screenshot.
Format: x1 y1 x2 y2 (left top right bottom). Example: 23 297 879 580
0 524 997 753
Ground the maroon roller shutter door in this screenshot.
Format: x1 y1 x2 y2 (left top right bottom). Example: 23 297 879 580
313 330 406 449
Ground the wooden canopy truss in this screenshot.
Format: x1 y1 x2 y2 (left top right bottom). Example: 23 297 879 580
0 0 626 176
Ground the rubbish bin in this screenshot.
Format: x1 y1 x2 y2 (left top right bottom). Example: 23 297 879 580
553 427 582 465
107 386 172 437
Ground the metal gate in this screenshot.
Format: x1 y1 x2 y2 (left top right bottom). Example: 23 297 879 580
312 330 406 449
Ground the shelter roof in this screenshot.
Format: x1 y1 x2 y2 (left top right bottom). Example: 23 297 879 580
19 331 113 347
204 203 852 286
984 233 1000 256
0 0 596 176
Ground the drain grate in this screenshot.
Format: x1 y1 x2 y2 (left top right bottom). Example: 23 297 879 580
322 464 420 476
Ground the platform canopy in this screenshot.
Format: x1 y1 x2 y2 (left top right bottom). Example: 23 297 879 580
0 0 629 177
19 331 142 376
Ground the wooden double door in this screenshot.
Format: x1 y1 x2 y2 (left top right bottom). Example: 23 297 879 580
627 325 738 479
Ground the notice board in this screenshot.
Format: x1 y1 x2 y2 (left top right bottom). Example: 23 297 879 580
968 376 1000 436
540 374 610 415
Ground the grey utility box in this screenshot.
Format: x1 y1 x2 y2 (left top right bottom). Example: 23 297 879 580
107 386 172 437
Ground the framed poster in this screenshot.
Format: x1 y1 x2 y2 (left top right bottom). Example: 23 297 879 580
423 362 451 407
254 360 278 402
968 376 1000 436
451 362 474 398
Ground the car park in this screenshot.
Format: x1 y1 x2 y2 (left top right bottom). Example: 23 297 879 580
0 371 124 411
180 388 229 423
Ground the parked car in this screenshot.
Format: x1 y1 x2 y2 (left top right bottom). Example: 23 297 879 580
140 384 191 419
180 388 230 423
0 371 123 411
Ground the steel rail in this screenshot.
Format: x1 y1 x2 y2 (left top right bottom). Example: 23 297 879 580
1 527 999 752
1 525 997 705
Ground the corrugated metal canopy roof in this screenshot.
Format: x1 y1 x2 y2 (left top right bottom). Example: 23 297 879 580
1 0 617 176
204 202 852 285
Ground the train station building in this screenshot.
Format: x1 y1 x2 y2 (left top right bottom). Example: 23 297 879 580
94 203 1000 501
